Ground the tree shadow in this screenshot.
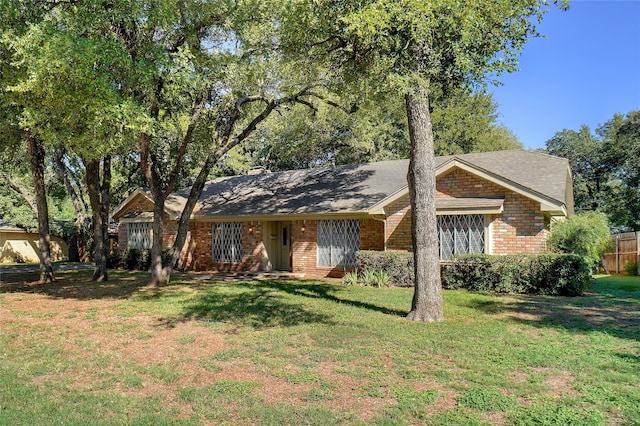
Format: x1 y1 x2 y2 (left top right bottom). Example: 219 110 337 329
165 279 407 330
0 270 151 300
464 287 640 342
176 282 335 329
255 280 408 318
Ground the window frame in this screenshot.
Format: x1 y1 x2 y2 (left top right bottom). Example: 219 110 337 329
212 222 243 263
437 214 488 260
127 221 153 250
317 219 360 268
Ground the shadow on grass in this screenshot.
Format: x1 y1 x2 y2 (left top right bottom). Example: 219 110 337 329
464 277 640 341
173 280 406 329
0 270 151 300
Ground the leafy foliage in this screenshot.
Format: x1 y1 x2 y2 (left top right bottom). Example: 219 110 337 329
546 110 640 230
440 254 590 296
546 211 612 271
356 250 414 287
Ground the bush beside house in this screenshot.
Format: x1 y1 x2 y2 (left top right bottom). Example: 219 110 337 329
350 251 589 296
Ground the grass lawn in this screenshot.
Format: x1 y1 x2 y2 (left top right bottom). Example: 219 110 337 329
1 270 638 425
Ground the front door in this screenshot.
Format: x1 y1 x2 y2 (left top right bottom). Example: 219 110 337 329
264 221 292 271
276 222 292 271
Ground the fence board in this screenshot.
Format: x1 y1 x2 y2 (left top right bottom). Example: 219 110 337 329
603 232 639 274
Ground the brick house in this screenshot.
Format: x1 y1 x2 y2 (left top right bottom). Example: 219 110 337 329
113 150 574 277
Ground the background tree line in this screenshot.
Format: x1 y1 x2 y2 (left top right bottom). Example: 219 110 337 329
545 110 640 231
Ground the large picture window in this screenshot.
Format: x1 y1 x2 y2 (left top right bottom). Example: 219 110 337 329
212 222 243 263
127 222 152 249
438 215 485 260
317 220 360 268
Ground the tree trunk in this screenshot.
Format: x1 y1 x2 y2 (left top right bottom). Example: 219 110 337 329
162 156 218 280
148 190 170 286
84 156 111 282
405 88 444 322
54 148 86 261
27 135 54 283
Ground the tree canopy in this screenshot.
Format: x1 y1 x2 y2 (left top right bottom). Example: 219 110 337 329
546 110 640 230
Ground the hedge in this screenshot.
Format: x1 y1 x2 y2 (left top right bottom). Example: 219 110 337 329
107 248 171 271
355 251 590 296
357 250 414 287
441 254 590 296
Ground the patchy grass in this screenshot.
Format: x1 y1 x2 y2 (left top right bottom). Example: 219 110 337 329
0 271 638 425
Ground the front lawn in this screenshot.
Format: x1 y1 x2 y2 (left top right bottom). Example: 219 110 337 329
1 271 638 425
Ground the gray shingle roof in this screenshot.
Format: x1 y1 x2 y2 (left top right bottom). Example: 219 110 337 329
186 150 571 219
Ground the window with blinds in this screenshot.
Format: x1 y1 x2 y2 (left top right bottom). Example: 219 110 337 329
212 222 243 263
127 222 152 250
317 219 360 268
438 214 485 260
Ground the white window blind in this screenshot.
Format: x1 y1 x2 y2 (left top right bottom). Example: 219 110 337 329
317 220 360 268
128 222 152 249
212 222 243 263
438 215 485 260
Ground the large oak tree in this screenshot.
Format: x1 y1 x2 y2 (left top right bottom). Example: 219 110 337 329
287 0 564 321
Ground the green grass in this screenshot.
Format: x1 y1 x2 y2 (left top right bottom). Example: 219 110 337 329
0 271 638 425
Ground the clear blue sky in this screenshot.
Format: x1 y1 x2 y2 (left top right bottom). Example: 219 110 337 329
490 0 640 150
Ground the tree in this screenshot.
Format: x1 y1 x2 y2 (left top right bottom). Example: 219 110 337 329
546 125 608 211
547 211 611 272
243 87 521 172
545 110 640 230
291 0 561 321
601 111 640 230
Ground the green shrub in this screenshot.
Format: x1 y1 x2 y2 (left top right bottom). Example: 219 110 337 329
120 248 170 271
623 261 638 276
546 211 611 272
441 253 589 296
358 250 414 287
341 271 360 286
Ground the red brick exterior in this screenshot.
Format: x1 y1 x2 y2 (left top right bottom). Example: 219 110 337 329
116 167 552 277
436 168 548 254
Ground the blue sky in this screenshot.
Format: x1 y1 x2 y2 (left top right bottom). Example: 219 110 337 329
490 0 640 150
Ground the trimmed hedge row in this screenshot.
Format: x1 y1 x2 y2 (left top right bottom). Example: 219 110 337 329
440 254 590 296
356 251 590 296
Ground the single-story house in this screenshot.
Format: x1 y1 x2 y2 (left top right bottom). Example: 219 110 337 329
0 220 68 264
113 150 574 277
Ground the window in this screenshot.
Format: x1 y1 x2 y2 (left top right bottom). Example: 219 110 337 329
317 220 360 267
212 222 243 263
128 222 152 249
438 215 485 260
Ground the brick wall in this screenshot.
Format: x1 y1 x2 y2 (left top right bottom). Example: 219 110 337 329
187 221 263 271
291 218 383 278
436 168 548 254
116 195 181 255
385 197 412 251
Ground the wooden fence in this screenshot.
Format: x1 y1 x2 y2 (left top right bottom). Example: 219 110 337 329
603 232 639 275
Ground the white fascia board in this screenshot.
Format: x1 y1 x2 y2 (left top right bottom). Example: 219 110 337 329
436 205 504 216
368 187 409 215
112 188 152 221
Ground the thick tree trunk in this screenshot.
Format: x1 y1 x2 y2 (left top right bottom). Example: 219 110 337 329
27 135 54 283
148 191 169 286
84 157 111 282
405 88 444 322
